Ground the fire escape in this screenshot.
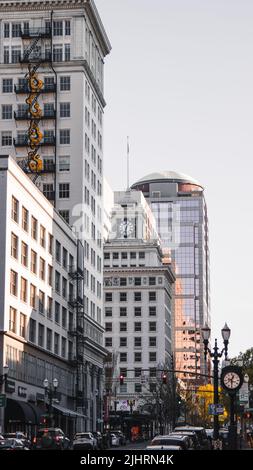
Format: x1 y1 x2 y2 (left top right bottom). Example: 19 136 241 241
14 22 56 204
68 241 86 417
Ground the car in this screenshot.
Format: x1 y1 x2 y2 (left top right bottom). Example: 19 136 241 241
149 434 191 450
72 432 97 450
0 438 29 450
174 426 210 449
146 445 182 450
33 428 70 450
170 431 201 450
3 432 31 449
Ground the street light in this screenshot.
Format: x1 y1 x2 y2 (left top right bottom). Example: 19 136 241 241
43 378 59 427
201 322 231 448
0 365 9 434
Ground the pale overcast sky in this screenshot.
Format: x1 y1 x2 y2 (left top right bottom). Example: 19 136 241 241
95 0 253 357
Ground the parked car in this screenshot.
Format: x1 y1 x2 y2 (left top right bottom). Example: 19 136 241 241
4 432 31 449
149 434 191 450
72 432 97 450
33 428 70 450
0 438 29 450
174 426 210 449
170 431 201 450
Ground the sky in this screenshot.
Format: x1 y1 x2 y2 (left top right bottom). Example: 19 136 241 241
95 0 253 358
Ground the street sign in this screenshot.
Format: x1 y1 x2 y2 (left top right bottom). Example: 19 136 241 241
208 403 224 415
0 394 6 408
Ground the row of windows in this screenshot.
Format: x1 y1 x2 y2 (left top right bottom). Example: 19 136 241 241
118 383 157 393
105 321 157 332
3 44 71 63
1 102 71 119
105 306 157 317
104 251 145 260
11 196 74 267
104 276 161 287
105 336 157 348
2 76 71 93
2 20 71 38
1 129 71 146
105 291 157 302
116 351 158 363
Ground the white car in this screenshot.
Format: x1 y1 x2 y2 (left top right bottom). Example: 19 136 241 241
146 445 182 450
110 433 120 447
72 432 97 450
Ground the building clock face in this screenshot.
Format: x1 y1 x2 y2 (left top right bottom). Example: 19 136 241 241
119 220 134 237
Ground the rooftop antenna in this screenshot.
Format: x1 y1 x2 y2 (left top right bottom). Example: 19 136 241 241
127 136 130 190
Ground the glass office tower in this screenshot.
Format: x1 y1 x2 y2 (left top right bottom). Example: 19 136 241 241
132 171 211 383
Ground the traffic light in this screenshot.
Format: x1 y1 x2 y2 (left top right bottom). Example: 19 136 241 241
162 373 167 384
120 375 124 385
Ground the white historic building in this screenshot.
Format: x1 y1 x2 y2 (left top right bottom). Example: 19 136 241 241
0 0 111 433
103 190 175 417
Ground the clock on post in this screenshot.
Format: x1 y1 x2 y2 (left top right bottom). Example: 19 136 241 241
221 365 244 394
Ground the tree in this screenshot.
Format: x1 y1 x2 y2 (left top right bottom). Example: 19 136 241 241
196 384 228 427
232 347 253 383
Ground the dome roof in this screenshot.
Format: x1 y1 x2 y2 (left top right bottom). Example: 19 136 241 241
132 171 203 188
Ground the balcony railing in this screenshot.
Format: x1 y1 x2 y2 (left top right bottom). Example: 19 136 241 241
20 52 52 63
14 136 56 147
14 110 56 120
14 83 56 94
21 27 51 39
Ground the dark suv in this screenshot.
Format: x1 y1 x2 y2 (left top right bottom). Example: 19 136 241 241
33 428 70 450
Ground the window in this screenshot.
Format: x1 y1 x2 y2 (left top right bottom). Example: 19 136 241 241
135 352 142 362
59 210 70 224
60 129 70 144
46 328 52 351
2 78 13 93
59 155 70 171
39 257 45 280
130 252 136 259
120 292 127 302
105 308 112 317
149 337 157 347
65 44 70 61
149 306 156 316
60 102 70 118
134 368 142 378
44 102 54 117
30 250 37 274
47 265 52 287
4 23 10 38
149 322 156 332
134 292 141 302
120 337 127 347
38 323 45 347
55 240 61 263
43 183 54 200
62 337 66 358
55 271 61 293
65 20 71 35
105 337 112 347
59 183 70 198
12 23 21 37
21 242 28 267
48 234 53 255
40 225 46 248
22 207 29 232
55 301 60 323
20 313 26 338
139 252 145 259
54 333 59 355
60 76 70 91
62 306 67 328
149 277 156 286
11 46 21 63
119 278 127 286
53 45 63 62
29 319 36 343
120 307 127 317
120 322 127 332
120 352 127 362
134 337 142 347
53 21 63 36
149 352 157 362
134 322 142 332
39 290 45 314
11 233 18 259
105 322 112 332
30 284 36 308
121 252 127 259
149 291 156 301
9 307 17 333
4 47 9 64
31 216 38 240
20 277 27 303
105 293 112 302
2 104 12 119
134 277 141 286
62 277 67 298
10 270 18 296
47 296 53 320
11 196 19 222
135 383 142 393
134 307 141 317
2 131 12 146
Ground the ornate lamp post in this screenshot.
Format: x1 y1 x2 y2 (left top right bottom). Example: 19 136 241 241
201 322 231 448
43 378 59 427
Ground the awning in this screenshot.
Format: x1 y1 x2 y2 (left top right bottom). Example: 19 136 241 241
52 403 87 419
5 399 37 424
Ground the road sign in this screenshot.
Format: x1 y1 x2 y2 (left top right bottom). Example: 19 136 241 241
208 403 224 415
0 394 6 408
